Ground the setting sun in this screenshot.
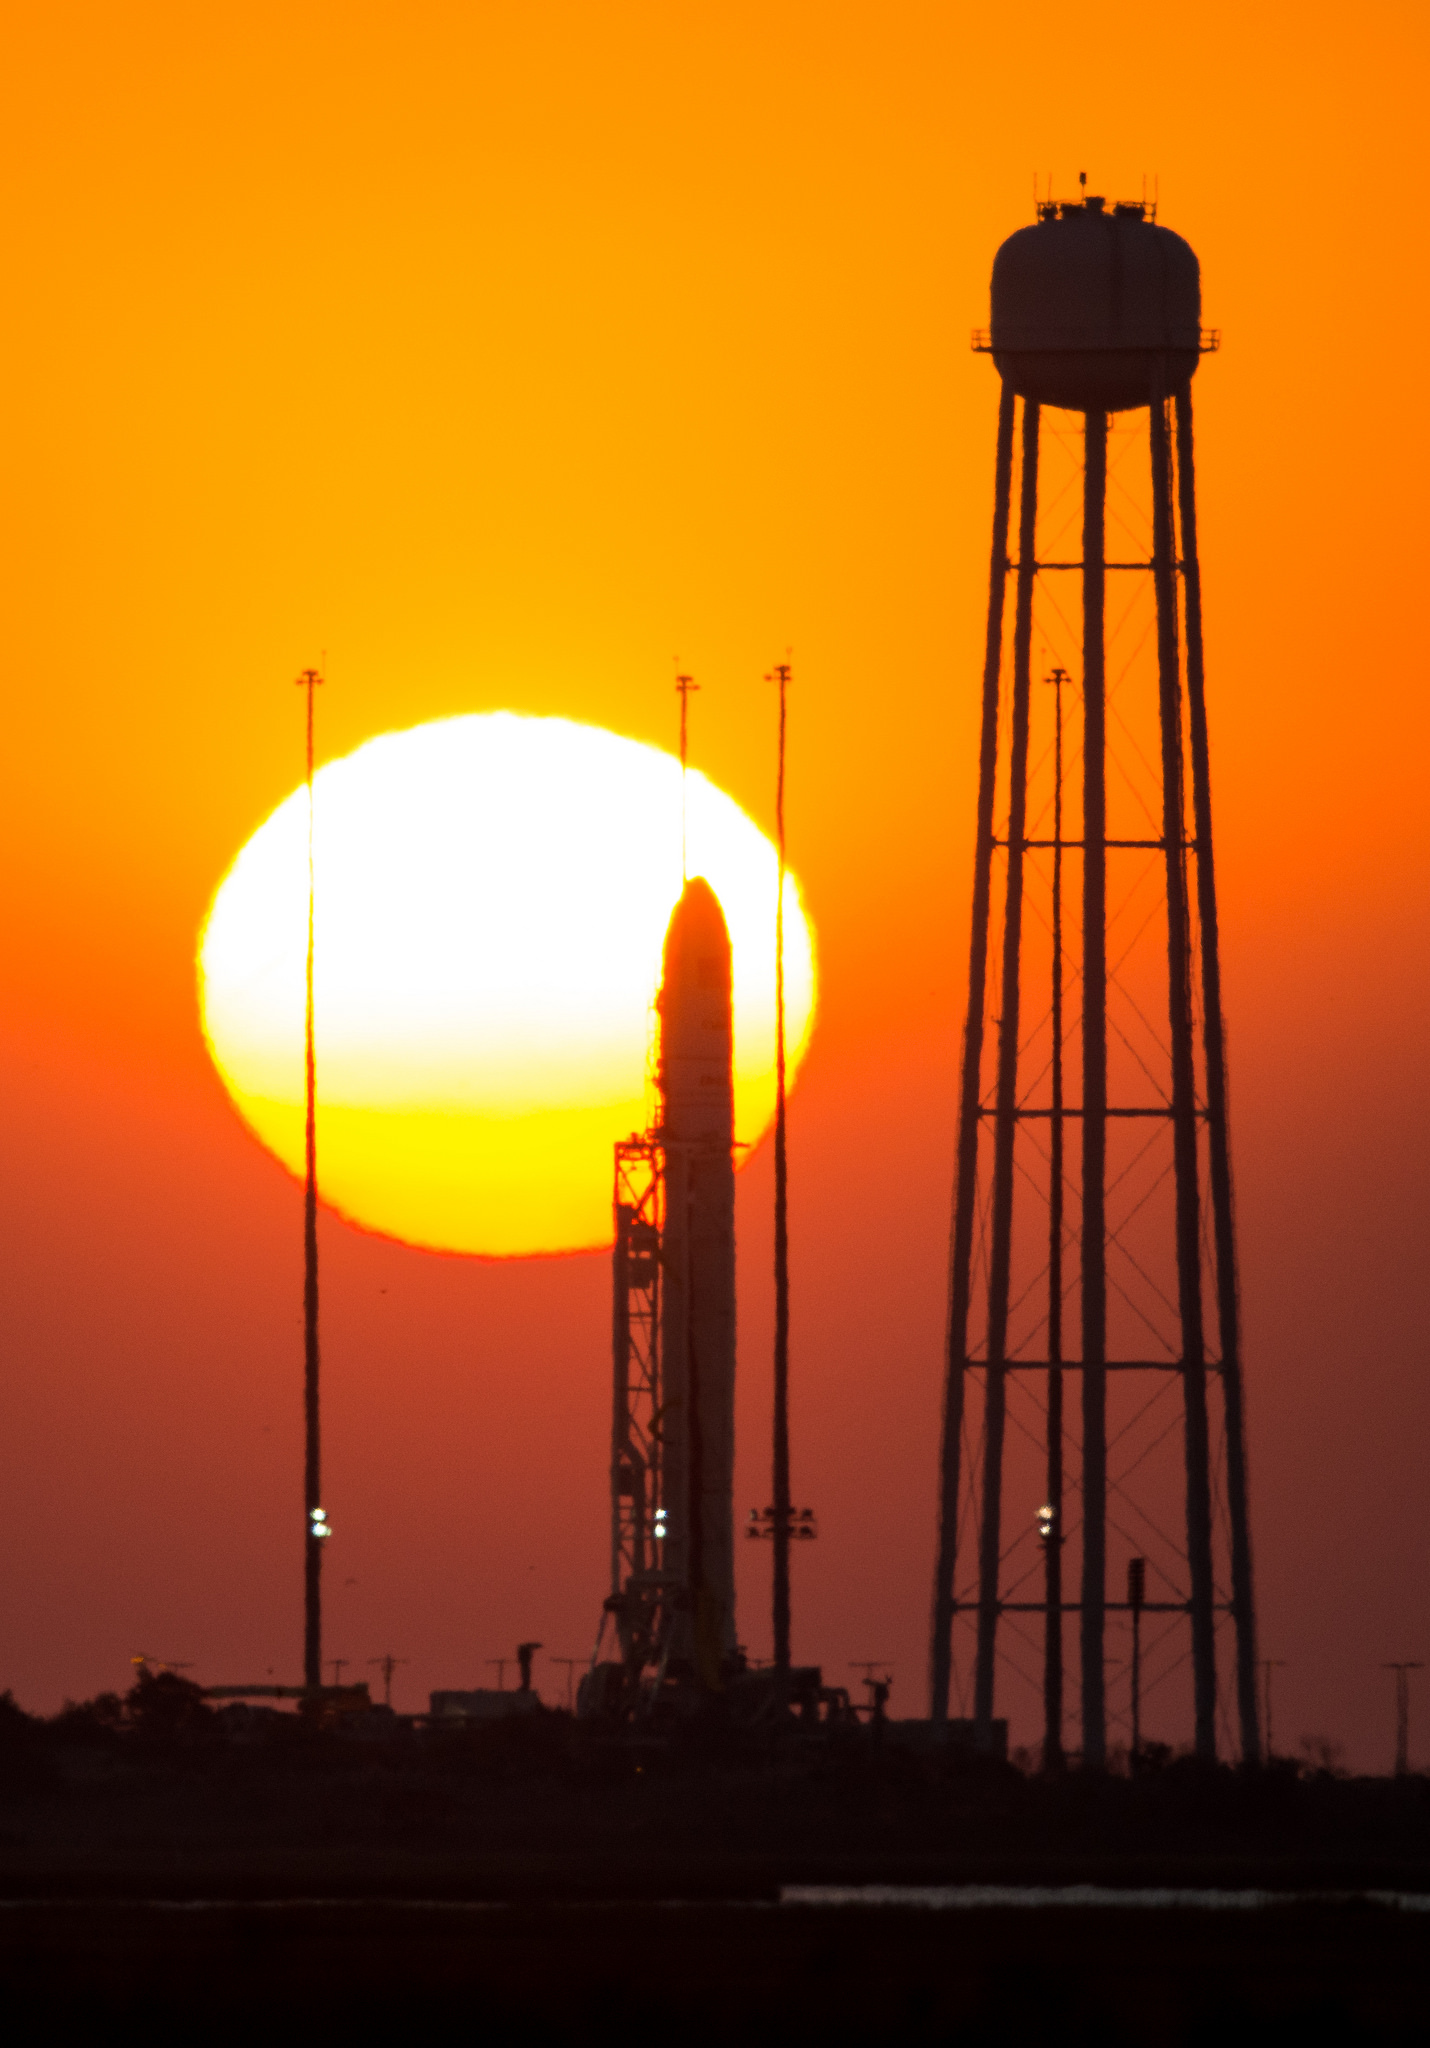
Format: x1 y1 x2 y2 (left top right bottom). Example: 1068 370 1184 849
198 713 816 1256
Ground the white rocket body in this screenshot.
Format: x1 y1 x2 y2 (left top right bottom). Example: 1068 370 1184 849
657 877 737 1679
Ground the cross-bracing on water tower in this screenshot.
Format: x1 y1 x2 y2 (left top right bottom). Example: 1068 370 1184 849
931 184 1260 1766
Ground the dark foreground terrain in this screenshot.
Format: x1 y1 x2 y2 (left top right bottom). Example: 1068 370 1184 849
2 1678 1429 2043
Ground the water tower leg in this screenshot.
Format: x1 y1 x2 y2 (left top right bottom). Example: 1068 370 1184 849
1080 407 1109 1768
1175 388 1261 1764
1151 391 1218 1761
931 380 1016 1722
974 399 1041 1746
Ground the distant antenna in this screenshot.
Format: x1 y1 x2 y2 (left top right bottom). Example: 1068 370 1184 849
1384 1662 1423 1776
766 658 793 1674
368 1653 408 1707
1261 1657 1286 1759
296 665 326 1695
675 671 699 878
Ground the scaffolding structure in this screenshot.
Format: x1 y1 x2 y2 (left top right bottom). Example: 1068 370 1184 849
611 1135 664 1597
589 1134 679 1707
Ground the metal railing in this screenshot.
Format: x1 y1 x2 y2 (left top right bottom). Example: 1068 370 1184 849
969 326 1222 356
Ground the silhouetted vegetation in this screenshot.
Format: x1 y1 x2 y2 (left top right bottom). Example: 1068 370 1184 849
0 1674 1427 1891
2 1684 1429 2043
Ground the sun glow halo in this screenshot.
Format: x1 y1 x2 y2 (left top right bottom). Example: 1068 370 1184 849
199 713 816 1256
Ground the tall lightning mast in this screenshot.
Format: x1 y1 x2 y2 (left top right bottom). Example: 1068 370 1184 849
769 660 793 1675
676 672 699 878
1042 664 1069 1771
296 665 328 1692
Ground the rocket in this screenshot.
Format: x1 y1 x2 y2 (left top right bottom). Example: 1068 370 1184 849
657 877 737 1683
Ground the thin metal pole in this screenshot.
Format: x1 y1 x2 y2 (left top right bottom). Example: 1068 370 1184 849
1261 1658 1285 1759
974 398 1040 1747
1080 411 1108 1768
298 666 323 1696
931 379 1016 1721
1176 389 1261 1764
771 660 792 1676
1044 666 1068 1773
1151 393 1217 1761
1129 1564 1144 1766
677 674 699 880
1385 1664 1422 1776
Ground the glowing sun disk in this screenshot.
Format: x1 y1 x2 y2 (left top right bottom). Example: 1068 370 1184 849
199 712 816 1256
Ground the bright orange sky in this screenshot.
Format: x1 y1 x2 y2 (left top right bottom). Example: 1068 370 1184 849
0 1 1426 1765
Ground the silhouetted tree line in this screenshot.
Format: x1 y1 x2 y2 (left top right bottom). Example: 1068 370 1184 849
0 1668 215 1745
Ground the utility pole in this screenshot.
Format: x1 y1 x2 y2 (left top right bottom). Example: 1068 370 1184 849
767 658 792 1677
550 1657 584 1712
850 1661 893 1690
297 665 327 1695
327 1658 348 1687
1261 1659 1286 1760
486 1659 511 1691
862 1674 892 1730
368 1654 408 1708
1383 1663 1423 1777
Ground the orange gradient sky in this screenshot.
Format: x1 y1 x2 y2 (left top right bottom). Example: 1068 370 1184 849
0 1 1426 1764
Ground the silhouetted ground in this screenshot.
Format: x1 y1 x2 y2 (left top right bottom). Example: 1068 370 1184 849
1 1676 1428 2041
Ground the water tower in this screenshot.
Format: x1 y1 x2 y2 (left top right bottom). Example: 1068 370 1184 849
930 190 1260 1765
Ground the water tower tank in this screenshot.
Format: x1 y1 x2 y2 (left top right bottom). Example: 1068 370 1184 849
990 199 1201 413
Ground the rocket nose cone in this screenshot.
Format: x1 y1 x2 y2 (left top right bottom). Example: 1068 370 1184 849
662 876 732 979
659 875 734 1143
